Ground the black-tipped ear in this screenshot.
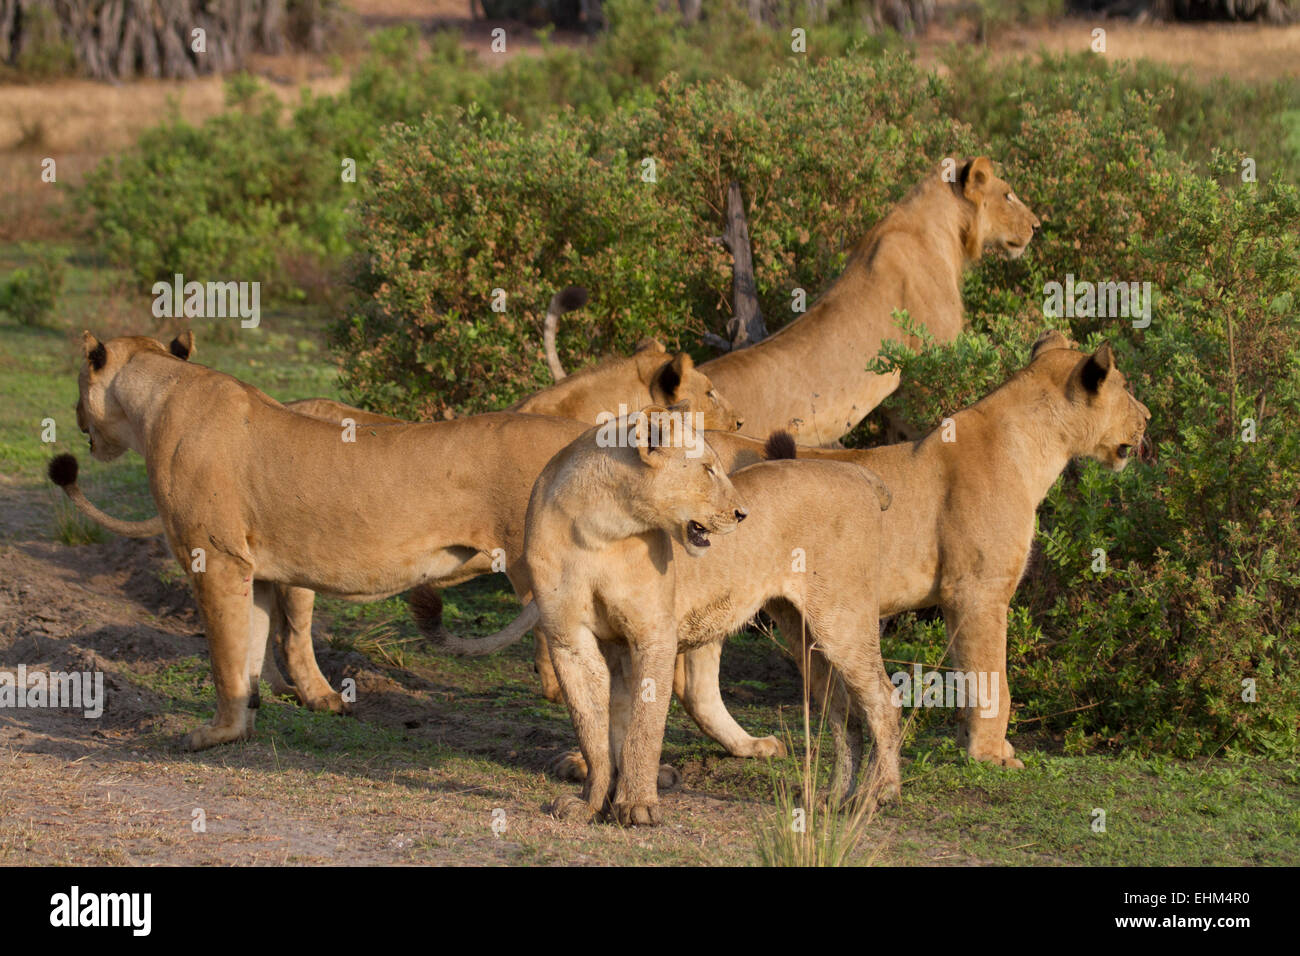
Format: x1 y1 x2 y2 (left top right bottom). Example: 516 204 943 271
1031 328 1071 360
82 331 107 372
961 156 992 200
48 454 79 488
1080 343 1114 394
168 330 194 361
657 354 688 399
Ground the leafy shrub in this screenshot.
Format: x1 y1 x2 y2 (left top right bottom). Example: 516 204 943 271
74 3 886 303
0 246 65 326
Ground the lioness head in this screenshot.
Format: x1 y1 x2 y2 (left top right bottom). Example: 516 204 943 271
627 402 750 556
76 330 195 461
640 344 743 432
1029 329 1152 471
956 156 1040 261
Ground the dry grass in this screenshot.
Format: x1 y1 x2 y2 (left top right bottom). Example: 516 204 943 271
917 17 1300 84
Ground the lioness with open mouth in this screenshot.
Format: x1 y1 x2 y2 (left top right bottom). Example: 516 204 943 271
482 404 893 825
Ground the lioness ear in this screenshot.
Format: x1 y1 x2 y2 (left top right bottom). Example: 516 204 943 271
634 405 670 466
1079 343 1115 395
169 330 195 361
961 156 993 201
657 353 694 399
1030 329 1071 360
635 338 667 354
82 331 107 372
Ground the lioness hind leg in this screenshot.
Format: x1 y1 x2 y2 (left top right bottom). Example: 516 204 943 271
806 649 863 806
533 630 565 704
186 556 258 751
812 613 901 808
546 626 612 822
674 642 786 759
245 582 279 734
257 583 296 699
277 585 347 714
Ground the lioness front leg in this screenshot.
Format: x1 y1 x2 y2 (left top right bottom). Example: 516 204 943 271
943 598 1022 768
610 635 676 826
674 643 786 759
547 625 613 822
186 555 258 750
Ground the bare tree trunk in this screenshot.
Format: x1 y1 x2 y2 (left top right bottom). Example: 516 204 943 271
705 182 769 353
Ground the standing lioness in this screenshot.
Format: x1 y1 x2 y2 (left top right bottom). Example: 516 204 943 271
683 331 1154 768
497 407 894 825
63 331 598 749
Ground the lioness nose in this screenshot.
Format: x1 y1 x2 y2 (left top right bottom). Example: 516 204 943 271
734 509 748 523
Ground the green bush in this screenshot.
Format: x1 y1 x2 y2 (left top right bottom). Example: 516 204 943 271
74 3 886 303
0 246 65 326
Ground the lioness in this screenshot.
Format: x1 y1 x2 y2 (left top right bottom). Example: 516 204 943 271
56 330 607 748
509 406 894 825
678 331 1153 768
264 339 743 702
699 156 1040 444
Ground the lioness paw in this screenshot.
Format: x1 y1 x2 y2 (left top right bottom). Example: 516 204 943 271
183 722 250 751
549 750 588 782
967 745 1024 770
305 691 349 715
549 793 598 823
656 763 682 791
742 735 787 759
612 802 660 827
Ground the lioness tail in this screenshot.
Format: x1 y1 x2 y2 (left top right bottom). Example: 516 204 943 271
412 588 540 656
543 285 590 382
47 454 165 538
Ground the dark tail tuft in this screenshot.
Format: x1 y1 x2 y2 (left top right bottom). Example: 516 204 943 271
556 285 588 312
764 431 797 460
48 454 79 487
408 585 447 642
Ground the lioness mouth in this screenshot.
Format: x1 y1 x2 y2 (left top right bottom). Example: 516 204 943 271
1117 444 1131 460
687 521 710 549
